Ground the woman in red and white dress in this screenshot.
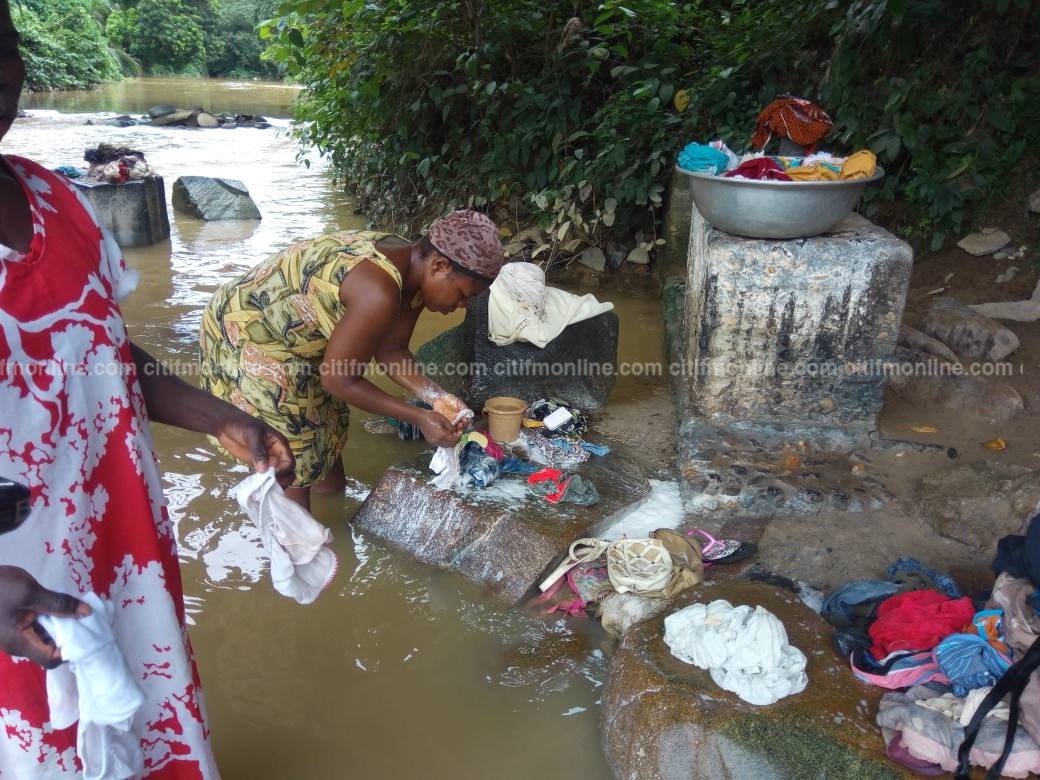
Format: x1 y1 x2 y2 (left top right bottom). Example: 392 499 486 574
0 2 294 776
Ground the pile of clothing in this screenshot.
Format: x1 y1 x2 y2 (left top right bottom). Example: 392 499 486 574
83 144 154 184
519 398 609 469
826 530 1040 778
677 142 877 182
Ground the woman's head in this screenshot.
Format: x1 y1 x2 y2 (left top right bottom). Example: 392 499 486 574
0 0 24 144
417 210 505 314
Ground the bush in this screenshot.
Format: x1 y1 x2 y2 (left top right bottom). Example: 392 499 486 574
16 0 122 91
264 0 1039 257
130 0 207 72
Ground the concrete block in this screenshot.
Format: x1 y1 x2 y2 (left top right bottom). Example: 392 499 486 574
73 176 170 248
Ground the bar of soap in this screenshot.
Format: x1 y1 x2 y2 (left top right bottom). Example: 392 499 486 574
543 407 573 431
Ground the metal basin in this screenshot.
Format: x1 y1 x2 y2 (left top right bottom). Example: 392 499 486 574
680 164 885 239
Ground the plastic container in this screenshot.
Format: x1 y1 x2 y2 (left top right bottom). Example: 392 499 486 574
484 396 527 443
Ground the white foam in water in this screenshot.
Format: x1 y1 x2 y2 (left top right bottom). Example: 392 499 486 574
594 480 686 540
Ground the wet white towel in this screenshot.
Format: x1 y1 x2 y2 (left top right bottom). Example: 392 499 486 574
39 593 145 780
233 471 338 605
488 262 614 348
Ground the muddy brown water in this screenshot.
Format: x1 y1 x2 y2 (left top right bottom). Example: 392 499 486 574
9 78 666 779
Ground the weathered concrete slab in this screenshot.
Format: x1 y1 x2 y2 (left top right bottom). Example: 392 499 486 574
682 209 913 440
414 288 619 412
601 580 899 780
352 449 649 603
73 176 170 248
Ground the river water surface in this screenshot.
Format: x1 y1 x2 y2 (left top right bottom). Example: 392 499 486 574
9 78 663 780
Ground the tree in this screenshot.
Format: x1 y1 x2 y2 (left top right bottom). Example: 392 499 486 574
129 0 205 73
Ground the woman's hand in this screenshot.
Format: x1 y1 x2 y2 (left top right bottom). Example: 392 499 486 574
418 410 461 447
431 394 473 433
215 411 295 487
0 566 91 668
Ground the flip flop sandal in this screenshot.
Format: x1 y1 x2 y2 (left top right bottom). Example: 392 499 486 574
687 528 753 564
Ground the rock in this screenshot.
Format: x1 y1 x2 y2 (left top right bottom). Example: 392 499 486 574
995 265 1019 283
413 289 619 411
236 121 255 129
921 296 1019 361
151 109 194 127
72 176 171 248
220 122 237 129
104 115 137 128
626 245 650 265
897 324 960 364
601 580 895 780
970 299 1040 322
196 112 219 128
172 176 262 221
1028 189 1040 214
147 104 178 120
918 462 1040 549
254 121 272 130
352 450 649 603
887 346 1023 422
578 246 605 271
956 229 1011 256
681 208 912 439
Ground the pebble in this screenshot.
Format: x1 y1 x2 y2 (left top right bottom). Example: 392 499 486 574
995 266 1020 284
957 229 1011 256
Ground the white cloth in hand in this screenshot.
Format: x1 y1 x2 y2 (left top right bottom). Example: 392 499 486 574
39 593 145 780
233 470 338 605
488 262 614 348
664 599 808 706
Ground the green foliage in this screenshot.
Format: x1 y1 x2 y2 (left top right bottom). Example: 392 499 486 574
207 0 282 78
129 0 206 71
264 0 1040 256
15 0 122 91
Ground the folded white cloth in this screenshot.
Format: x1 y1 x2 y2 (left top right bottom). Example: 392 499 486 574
232 471 338 605
39 593 145 780
664 599 808 706
488 262 614 348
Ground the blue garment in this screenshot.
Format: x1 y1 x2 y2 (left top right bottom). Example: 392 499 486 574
677 142 728 175
934 633 1013 697
887 557 963 599
53 165 82 179
821 580 902 628
500 457 538 476
580 441 610 456
459 441 500 488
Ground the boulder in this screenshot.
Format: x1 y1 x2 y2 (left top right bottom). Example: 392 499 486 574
956 229 1011 256
887 346 1023 422
254 121 272 130
172 176 262 221
151 109 194 127
579 246 606 272
601 580 896 780
196 112 219 128
413 289 619 412
104 115 137 128
920 296 1019 361
147 104 178 120
353 449 648 603
918 461 1040 550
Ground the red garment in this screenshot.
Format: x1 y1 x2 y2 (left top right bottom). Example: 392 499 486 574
869 590 976 659
724 158 792 181
528 467 563 484
545 477 572 503
751 96 833 151
0 156 217 777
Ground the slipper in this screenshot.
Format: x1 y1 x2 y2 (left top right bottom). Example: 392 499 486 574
687 528 755 565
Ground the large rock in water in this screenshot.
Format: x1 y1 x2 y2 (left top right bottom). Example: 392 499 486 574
353 449 648 603
413 288 619 412
601 580 897 780
172 176 261 221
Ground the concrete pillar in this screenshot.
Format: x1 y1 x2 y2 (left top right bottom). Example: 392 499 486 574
73 176 171 248
682 204 913 441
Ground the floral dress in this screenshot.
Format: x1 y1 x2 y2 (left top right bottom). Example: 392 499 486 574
199 231 411 487
0 155 219 777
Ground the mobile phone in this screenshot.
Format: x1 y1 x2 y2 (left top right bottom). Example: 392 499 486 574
0 477 30 535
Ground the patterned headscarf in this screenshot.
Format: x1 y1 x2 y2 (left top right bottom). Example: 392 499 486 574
751 97 833 152
427 210 505 284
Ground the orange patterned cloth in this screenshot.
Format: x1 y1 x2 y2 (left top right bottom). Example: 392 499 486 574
751 97 833 152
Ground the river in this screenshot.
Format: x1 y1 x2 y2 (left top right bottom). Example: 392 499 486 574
8 77 664 780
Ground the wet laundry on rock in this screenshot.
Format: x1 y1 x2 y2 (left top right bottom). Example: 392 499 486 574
869 590 976 659
664 600 809 706
527 467 600 506
523 398 588 438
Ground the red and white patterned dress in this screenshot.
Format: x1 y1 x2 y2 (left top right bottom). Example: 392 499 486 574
0 155 219 778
